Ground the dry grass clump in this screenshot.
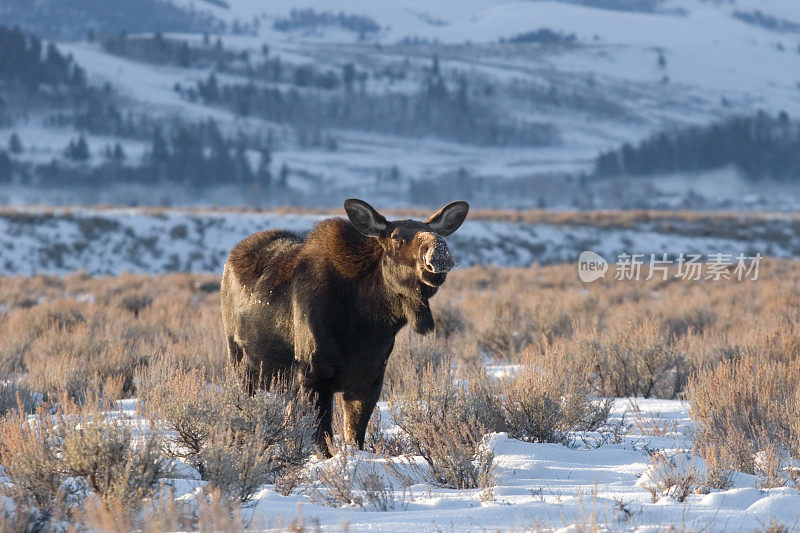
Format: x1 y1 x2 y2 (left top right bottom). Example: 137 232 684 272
688 357 800 484
384 331 448 398
496 345 612 443
0 382 39 416
640 450 701 503
383 320 622 493
0 405 72 529
578 318 685 398
388 360 496 491
139 365 317 503
0 396 168 530
308 439 395 511
385 349 608 492
0 273 224 402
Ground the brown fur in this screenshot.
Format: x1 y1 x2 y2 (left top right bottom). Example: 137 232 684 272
300 219 384 280
226 230 301 287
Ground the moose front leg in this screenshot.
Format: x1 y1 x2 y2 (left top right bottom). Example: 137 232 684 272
342 378 383 449
311 386 335 457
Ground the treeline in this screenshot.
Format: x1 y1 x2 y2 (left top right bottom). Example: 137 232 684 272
101 32 244 69
144 120 277 188
732 10 800 34
186 69 558 147
101 33 346 92
595 111 800 181
504 28 577 45
0 119 289 191
273 9 380 37
0 0 220 40
0 24 86 92
0 22 128 138
564 0 662 12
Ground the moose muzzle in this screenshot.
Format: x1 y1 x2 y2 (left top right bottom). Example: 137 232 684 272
421 234 455 273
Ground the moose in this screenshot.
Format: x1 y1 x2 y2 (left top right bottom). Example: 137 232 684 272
220 199 469 455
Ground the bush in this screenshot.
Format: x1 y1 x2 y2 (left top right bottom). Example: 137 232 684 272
139 365 317 502
58 399 168 511
0 405 72 528
309 440 396 510
431 302 465 341
477 301 537 360
384 332 447 398
640 450 700 502
0 381 40 416
580 318 684 398
496 345 611 443
688 357 800 479
662 306 716 338
0 397 167 528
388 360 496 490
387 346 611 490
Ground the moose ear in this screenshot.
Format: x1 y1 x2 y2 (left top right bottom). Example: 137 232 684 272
344 199 389 237
426 201 469 236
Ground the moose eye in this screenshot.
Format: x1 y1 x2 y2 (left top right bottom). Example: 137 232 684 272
391 233 401 242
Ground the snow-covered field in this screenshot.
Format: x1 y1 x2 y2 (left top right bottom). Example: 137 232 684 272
1 207 797 275
97 396 800 531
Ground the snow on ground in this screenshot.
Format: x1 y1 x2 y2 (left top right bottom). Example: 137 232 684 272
90 395 800 531
0 207 796 276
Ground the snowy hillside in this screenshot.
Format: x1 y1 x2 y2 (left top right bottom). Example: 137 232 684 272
0 207 796 275
2 0 800 208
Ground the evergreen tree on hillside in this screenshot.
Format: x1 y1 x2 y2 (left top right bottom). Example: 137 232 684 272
150 128 169 165
235 144 253 183
205 119 234 181
113 143 126 162
256 148 272 187
65 135 89 161
342 63 355 92
0 25 85 91
8 133 22 154
169 126 203 184
278 163 289 187
0 151 11 182
179 41 191 67
198 72 219 102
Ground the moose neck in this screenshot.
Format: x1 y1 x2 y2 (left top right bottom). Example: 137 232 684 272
378 255 438 335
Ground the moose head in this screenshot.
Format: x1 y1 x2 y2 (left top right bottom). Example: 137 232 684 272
344 198 469 331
